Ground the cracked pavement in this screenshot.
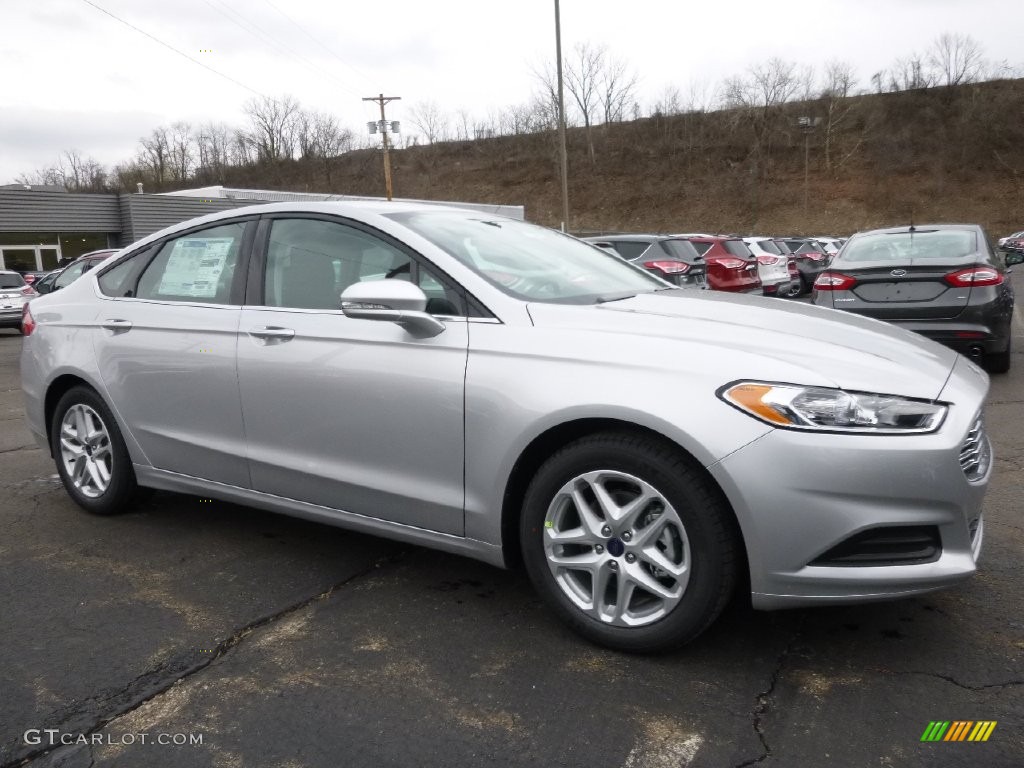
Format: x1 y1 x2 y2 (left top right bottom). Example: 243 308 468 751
1 275 1022 768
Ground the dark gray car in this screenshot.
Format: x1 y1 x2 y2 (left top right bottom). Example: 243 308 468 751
582 235 707 289
812 224 1019 372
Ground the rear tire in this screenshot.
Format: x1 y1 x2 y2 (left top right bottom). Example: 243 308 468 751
50 386 141 515
520 431 739 653
984 338 1011 374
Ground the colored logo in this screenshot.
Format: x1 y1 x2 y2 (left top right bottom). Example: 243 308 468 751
921 721 997 742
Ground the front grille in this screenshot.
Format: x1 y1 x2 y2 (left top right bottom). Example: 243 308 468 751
959 415 991 481
809 526 941 567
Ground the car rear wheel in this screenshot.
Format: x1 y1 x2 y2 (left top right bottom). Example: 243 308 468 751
984 338 1011 374
51 386 141 515
520 432 739 653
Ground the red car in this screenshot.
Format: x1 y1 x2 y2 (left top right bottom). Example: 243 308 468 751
675 236 762 293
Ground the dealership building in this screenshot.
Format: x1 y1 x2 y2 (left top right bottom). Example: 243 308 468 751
0 185 524 273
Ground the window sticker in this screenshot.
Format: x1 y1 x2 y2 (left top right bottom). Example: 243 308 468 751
158 238 233 298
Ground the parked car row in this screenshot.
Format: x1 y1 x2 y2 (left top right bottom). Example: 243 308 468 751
583 234 842 298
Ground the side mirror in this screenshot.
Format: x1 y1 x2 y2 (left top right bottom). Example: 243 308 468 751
341 279 445 338
1005 251 1024 267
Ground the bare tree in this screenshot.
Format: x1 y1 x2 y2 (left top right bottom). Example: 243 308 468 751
138 127 171 185
454 109 474 141
888 54 934 91
598 54 638 124
563 42 605 163
406 100 450 144
243 94 302 162
196 121 232 177
168 122 195 182
821 60 858 172
928 32 985 87
650 84 681 117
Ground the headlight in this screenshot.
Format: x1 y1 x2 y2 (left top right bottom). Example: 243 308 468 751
719 382 947 434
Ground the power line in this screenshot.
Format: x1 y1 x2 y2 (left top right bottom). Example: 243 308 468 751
261 0 379 91
198 0 365 102
79 0 267 99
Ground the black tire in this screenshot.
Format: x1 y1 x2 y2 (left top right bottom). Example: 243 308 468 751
520 431 739 653
50 386 141 515
984 338 1011 374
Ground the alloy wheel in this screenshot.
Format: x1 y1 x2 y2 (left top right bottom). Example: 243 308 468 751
58 404 113 499
542 470 691 627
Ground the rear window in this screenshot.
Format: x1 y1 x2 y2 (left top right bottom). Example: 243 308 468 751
659 240 702 260
611 241 652 260
841 230 978 262
0 273 26 289
756 240 783 255
724 240 753 258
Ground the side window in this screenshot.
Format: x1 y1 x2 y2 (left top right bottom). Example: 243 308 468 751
136 222 246 304
264 218 465 315
53 261 88 290
97 246 156 297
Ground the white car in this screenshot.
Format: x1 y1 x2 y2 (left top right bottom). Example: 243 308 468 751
743 237 794 297
997 230 1024 248
0 270 36 331
812 236 845 256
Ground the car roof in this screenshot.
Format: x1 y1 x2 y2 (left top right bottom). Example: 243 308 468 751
851 224 981 236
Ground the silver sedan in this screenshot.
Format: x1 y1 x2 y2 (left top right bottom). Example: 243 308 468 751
20 202 991 651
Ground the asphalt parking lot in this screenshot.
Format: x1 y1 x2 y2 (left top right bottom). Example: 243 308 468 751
2 286 1022 768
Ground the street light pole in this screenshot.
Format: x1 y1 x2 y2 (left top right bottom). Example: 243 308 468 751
554 0 570 232
797 116 820 223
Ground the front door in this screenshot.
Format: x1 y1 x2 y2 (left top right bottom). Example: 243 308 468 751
236 215 469 535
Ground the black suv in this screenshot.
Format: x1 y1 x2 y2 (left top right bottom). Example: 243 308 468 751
583 235 707 289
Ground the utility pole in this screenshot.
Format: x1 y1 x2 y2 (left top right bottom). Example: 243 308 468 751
363 93 401 201
554 0 570 231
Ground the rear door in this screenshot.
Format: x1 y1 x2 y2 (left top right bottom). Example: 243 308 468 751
828 229 979 320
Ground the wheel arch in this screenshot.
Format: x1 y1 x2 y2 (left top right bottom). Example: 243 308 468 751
44 374 94 456
499 417 748 585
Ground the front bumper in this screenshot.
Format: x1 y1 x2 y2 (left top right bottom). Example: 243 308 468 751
709 359 989 608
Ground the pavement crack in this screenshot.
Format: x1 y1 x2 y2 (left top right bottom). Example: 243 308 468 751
6 549 407 768
901 671 1024 691
734 617 805 768
0 444 35 455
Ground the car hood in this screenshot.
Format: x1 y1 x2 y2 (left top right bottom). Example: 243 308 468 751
526 290 961 401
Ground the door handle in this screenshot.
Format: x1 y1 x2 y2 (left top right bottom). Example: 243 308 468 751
101 319 133 332
248 326 295 341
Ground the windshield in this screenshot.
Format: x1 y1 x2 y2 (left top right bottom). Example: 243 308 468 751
840 230 978 262
389 212 665 303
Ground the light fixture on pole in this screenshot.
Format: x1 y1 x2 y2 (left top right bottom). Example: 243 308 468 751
797 116 820 222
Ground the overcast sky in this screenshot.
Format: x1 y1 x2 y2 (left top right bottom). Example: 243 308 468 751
1 0 1019 184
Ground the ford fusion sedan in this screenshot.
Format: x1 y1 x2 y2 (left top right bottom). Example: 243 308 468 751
812 224 1018 373
21 203 991 652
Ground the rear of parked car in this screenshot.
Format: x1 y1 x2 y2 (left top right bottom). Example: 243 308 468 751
781 238 830 294
678 236 761 293
0 271 37 330
584 236 708 289
743 237 795 297
812 224 1017 373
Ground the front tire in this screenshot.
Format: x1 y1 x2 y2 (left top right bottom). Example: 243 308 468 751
50 386 141 515
520 432 739 653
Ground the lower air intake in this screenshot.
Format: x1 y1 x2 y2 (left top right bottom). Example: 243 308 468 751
809 526 941 567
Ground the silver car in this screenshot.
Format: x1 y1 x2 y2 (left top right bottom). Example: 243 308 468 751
21 202 991 652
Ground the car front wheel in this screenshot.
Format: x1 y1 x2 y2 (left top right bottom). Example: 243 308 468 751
51 386 142 515
520 432 739 652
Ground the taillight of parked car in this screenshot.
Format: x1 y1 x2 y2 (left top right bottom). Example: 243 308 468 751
787 260 799 276
943 267 1004 287
814 272 857 290
716 258 748 270
22 304 35 336
643 260 690 274
802 252 826 262
756 255 782 266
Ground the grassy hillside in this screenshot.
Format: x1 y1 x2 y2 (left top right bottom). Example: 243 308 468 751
209 78 1024 238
